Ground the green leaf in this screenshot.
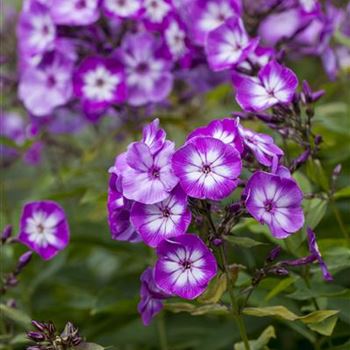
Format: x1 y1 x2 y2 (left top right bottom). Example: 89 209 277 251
334 187 350 200
164 302 196 314
243 306 298 321
264 277 296 302
306 159 329 190
234 326 276 350
304 198 327 229
225 235 266 248
198 272 227 304
334 30 350 48
0 135 21 150
190 304 229 316
0 304 31 328
75 342 105 350
298 310 339 324
307 315 338 336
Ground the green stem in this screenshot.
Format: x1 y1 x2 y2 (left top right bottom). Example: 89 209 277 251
157 312 168 350
219 245 251 350
330 199 349 239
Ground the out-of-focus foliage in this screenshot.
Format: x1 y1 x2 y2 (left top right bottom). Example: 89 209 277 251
1 1 350 350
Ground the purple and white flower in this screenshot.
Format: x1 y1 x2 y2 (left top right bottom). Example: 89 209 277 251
73 56 127 115
142 118 166 155
307 227 333 281
232 61 298 112
131 185 191 247
50 0 100 26
18 52 73 116
187 118 244 154
17 1 56 57
154 234 217 299
239 126 283 167
164 19 188 60
186 0 241 45
245 171 305 239
18 201 70 260
102 0 143 19
120 141 178 204
107 172 142 243
115 32 173 106
138 267 170 326
172 136 242 200
206 16 258 71
142 0 172 27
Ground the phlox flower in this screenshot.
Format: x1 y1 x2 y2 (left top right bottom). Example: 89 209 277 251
172 136 242 200
131 185 191 247
244 170 304 239
18 201 69 260
154 234 217 299
232 60 298 112
102 0 143 19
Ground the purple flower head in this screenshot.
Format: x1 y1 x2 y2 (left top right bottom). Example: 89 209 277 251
115 32 173 106
18 52 73 116
307 227 333 281
186 0 241 45
73 56 127 116
131 185 191 247
18 201 70 260
172 136 242 201
138 267 170 326
142 0 174 29
17 1 56 57
107 171 142 243
187 118 244 154
238 126 283 167
206 16 259 71
245 171 304 239
142 118 166 155
102 0 143 19
154 234 217 299
50 0 100 26
120 141 179 204
232 61 298 112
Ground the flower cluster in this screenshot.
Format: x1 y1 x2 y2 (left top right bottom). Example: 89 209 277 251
107 117 331 326
12 0 349 129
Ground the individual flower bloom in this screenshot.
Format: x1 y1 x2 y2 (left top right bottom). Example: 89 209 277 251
245 171 304 239
18 201 69 260
232 61 298 112
187 118 244 154
142 0 172 28
115 32 173 106
185 0 241 45
142 118 166 155
172 136 242 200
163 19 188 60
50 0 100 25
102 0 143 19
154 234 217 299
138 267 170 326
238 126 283 167
73 56 127 116
121 141 179 204
18 52 73 116
17 1 56 57
131 185 191 247
307 227 333 281
205 16 259 71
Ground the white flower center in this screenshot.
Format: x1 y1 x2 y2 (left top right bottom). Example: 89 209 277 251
165 22 186 57
104 0 141 16
144 0 170 23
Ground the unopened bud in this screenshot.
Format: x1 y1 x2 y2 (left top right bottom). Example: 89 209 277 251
229 202 241 214
1 225 12 243
6 299 16 308
292 149 310 171
266 246 282 263
270 266 289 276
332 164 342 178
212 238 223 246
311 90 325 102
16 251 33 272
255 113 273 122
27 346 42 350
302 80 312 103
32 320 47 333
6 275 18 287
47 322 56 335
314 135 323 145
27 331 45 342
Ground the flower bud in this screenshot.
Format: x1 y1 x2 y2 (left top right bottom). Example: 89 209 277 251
47 322 56 335
16 251 33 272
27 331 45 342
6 299 16 308
266 246 282 262
1 225 12 243
332 164 342 178
314 135 323 145
212 238 223 246
270 266 289 276
302 80 312 101
27 346 42 350
311 90 325 102
32 320 47 333
229 202 241 214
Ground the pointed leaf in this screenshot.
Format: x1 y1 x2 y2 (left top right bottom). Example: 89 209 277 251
198 272 227 304
307 315 338 336
243 306 298 321
0 304 31 328
234 326 276 350
225 235 266 248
